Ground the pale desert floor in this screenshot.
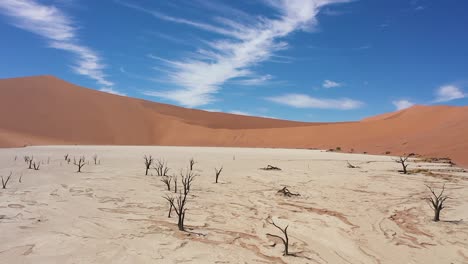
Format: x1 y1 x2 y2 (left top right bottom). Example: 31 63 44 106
0 146 467 264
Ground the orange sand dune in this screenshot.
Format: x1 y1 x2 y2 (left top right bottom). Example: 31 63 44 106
1 75 467 166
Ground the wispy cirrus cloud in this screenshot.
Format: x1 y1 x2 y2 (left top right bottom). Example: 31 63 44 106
392 99 414 110
121 0 350 107
266 93 363 110
0 0 116 89
434 85 466 102
323 79 342 88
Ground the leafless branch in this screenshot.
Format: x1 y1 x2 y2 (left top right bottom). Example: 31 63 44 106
266 218 291 256
2 172 12 189
215 166 223 183
154 159 170 176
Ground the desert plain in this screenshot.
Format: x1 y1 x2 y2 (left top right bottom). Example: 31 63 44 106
0 146 467 264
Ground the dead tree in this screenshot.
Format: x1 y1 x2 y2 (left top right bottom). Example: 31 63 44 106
154 159 170 176
266 218 291 256
92 154 98 165
215 166 223 183
74 156 86 173
144 155 153 176
1 172 12 189
163 171 195 231
396 156 410 174
64 154 69 161
161 175 173 191
24 156 34 169
33 162 40 170
164 194 175 218
277 187 300 197
189 158 196 171
426 184 449 222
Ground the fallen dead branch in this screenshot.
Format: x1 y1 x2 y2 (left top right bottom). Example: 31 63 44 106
347 161 360 169
261 165 282 171
277 187 300 197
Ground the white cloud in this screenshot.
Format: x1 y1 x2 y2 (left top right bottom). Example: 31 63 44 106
202 108 221 113
99 87 127 96
228 110 252 116
434 85 465 102
0 0 116 89
266 93 363 110
392 100 414 110
128 0 350 107
323 79 342 88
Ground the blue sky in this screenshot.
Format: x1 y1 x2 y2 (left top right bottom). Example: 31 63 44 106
0 0 467 122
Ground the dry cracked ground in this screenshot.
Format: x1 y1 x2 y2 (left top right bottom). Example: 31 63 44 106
0 146 467 263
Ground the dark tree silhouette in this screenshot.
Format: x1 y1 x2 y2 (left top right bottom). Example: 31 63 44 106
74 156 86 173
426 184 449 222
163 169 196 231
189 158 196 171
144 155 154 176
396 156 410 174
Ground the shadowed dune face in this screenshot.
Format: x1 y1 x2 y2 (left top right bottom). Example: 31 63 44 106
0 75 467 167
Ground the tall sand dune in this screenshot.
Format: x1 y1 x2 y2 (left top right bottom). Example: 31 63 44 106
1 75 467 166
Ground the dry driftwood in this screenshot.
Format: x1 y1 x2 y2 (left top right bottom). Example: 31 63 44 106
347 161 360 169
261 165 282 171
277 187 300 197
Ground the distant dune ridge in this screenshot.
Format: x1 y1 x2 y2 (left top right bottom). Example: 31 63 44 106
1 75 467 166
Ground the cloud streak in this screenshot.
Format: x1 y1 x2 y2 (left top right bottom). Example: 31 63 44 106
266 93 363 110
125 0 350 107
0 0 114 88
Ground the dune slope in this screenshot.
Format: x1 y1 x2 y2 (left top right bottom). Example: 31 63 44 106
0 75 467 166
